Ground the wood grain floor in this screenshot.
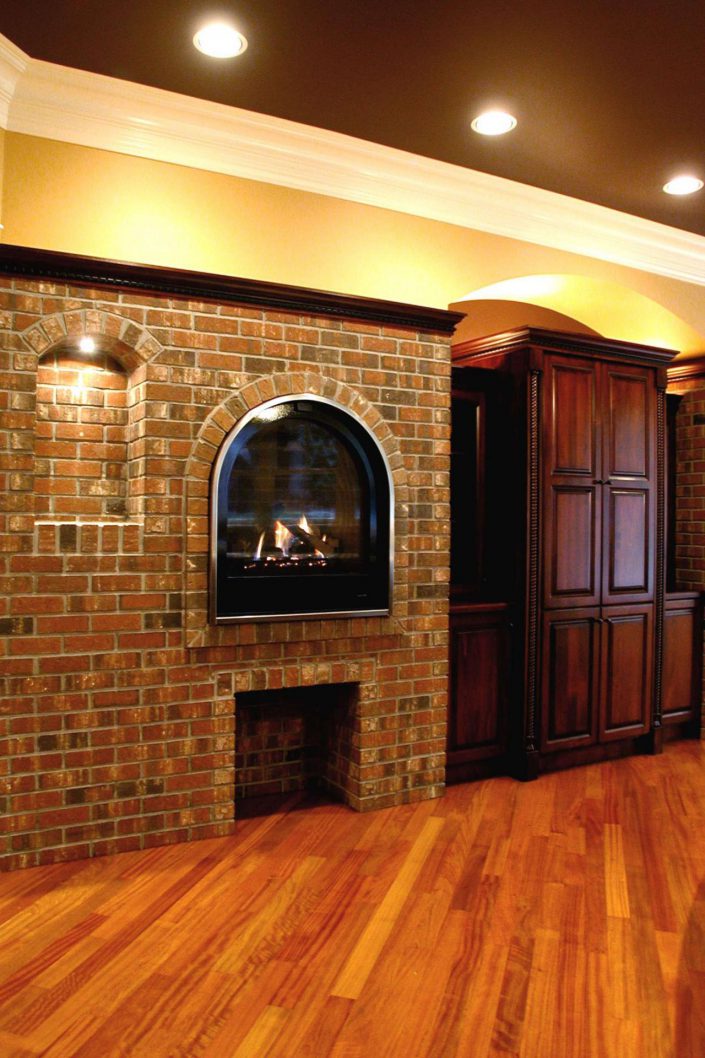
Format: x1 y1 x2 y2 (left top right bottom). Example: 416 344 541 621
2 741 705 1057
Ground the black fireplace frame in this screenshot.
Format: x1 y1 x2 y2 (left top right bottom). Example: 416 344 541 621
210 394 394 623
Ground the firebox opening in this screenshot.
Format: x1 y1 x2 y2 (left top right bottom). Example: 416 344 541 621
235 683 358 812
211 395 393 622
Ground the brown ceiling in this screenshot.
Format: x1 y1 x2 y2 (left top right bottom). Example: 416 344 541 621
1 0 704 236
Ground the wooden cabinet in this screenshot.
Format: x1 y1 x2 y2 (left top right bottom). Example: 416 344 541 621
452 327 677 779
447 603 511 781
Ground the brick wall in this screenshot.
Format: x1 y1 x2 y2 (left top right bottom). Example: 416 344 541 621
672 379 705 731
0 275 452 870
675 382 705 589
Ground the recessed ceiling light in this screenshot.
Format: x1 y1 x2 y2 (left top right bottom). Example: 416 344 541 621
193 21 248 59
471 110 517 136
663 175 703 196
78 336 96 354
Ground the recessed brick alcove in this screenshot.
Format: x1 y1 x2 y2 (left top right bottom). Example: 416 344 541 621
235 683 358 804
0 246 459 871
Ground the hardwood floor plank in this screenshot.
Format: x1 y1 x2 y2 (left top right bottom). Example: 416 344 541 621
518 927 561 1058
604 823 630 919
227 1003 290 1058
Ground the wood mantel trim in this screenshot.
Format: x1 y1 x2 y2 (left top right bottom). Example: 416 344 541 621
0 243 464 335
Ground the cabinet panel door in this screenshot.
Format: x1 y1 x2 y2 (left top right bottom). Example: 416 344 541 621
663 598 701 722
546 486 600 604
449 608 510 763
540 608 600 751
546 359 599 476
599 605 653 740
603 485 651 600
601 364 655 604
603 367 653 479
543 357 601 608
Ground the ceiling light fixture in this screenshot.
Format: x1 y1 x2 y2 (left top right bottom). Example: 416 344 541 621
193 21 248 58
471 110 517 136
663 175 703 196
78 336 96 354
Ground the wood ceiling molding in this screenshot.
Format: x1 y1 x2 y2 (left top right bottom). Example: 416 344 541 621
2 32 705 289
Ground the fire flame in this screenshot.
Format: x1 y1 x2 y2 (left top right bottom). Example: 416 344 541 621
253 514 327 562
273 520 295 556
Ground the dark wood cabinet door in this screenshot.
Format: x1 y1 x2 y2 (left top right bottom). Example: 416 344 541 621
663 595 702 723
543 357 601 608
448 606 510 765
599 604 653 740
601 365 655 604
602 483 652 600
540 608 600 751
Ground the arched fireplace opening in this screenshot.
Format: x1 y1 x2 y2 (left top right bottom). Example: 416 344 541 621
211 394 393 622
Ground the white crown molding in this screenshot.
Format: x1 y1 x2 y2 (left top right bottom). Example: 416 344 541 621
0 33 27 127
2 32 705 287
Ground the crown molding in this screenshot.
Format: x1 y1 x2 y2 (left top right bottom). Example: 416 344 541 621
666 356 705 386
0 33 27 127
454 326 676 368
2 32 705 288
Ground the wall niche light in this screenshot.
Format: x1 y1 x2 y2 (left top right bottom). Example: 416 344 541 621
78 336 97 354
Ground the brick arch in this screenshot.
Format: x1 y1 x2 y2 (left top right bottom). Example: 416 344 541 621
22 309 164 371
183 371 409 647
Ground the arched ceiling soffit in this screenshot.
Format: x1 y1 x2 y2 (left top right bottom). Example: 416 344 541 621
451 275 705 358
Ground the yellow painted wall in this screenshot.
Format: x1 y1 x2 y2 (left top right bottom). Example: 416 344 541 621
3 131 705 355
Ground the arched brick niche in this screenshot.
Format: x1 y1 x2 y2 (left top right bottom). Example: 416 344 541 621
23 310 164 525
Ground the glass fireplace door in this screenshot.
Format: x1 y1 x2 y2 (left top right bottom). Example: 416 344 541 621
212 397 391 621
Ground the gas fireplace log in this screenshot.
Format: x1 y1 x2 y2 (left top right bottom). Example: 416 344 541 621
288 523 335 556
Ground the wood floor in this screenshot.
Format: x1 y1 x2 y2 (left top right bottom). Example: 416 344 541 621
2 742 705 1058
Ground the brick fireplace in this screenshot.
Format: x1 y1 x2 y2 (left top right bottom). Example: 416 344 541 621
0 246 460 870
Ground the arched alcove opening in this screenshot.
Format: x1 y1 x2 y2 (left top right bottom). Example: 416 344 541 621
35 342 129 520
